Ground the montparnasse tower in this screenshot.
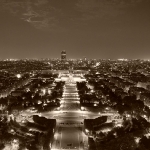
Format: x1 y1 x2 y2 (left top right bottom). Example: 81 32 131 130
61 50 66 60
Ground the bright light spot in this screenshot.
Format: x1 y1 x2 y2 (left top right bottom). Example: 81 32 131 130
118 58 128 61
105 107 109 110
48 89 51 95
85 129 89 133
113 132 117 136
135 137 141 144
21 120 25 123
102 128 111 132
42 89 46 95
16 74 21 78
38 101 42 104
96 62 100 66
81 106 84 111
54 133 58 139
43 103 47 106
126 114 131 118
26 88 30 92
10 129 14 133
13 139 18 143
115 123 123 127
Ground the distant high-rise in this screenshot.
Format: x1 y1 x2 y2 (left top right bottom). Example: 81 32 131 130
61 50 66 60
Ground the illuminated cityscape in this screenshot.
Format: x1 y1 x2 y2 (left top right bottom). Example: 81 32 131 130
0 54 150 150
0 0 150 150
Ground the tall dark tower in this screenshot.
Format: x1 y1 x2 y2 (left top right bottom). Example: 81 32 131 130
61 50 66 60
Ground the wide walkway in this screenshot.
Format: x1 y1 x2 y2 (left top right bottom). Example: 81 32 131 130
52 82 88 150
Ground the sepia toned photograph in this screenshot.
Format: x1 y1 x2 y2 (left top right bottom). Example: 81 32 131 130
0 0 150 150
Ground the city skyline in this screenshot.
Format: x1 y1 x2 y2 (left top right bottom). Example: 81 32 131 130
0 56 150 149
0 0 150 59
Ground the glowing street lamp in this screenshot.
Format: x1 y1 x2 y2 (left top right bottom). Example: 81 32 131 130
94 104 97 106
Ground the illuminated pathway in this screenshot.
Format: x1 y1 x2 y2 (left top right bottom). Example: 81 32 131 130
52 79 88 150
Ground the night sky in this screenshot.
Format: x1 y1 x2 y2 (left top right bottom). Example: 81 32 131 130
0 0 150 59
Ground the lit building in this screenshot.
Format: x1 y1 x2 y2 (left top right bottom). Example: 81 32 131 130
61 50 66 60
